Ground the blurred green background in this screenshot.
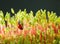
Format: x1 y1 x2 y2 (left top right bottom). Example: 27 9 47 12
0 0 60 16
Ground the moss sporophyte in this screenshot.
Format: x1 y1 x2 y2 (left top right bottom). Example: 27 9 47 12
0 8 60 44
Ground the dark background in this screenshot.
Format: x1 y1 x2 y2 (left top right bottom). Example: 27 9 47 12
0 0 60 16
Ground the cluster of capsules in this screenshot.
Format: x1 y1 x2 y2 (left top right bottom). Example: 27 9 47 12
0 8 60 44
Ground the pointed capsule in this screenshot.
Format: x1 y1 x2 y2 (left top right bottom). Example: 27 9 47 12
11 8 15 14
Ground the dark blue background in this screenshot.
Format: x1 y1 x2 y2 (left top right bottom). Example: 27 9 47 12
0 0 60 16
